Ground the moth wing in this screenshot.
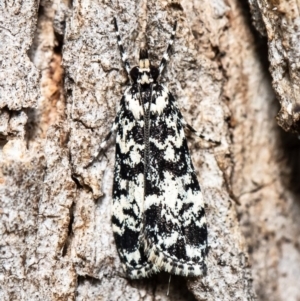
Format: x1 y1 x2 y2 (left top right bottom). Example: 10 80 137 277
112 94 158 279
144 91 208 277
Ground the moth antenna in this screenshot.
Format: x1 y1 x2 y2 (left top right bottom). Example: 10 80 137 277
158 21 177 77
113 17 132 79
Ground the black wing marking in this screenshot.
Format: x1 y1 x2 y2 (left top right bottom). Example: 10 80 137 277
112 90 158 279
143 87 208 276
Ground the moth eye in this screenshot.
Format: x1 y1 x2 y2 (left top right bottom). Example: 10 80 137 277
150 66 159 81
130 67 139 82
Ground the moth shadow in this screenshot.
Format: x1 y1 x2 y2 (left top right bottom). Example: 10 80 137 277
130 272 197 300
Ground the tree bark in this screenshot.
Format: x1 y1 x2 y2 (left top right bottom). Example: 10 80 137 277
1 0 299 300
249 0 300 133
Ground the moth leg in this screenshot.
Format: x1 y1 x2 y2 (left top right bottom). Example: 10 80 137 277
183 121 220 146
113 17 131 79
84 129 114 168
84 112 120 168
158 21 177 77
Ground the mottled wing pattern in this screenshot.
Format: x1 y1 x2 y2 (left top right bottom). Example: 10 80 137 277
112 86 158 278
144 85 208 276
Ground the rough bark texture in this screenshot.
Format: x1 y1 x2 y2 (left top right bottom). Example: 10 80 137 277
1 0 300 300
249 0 300 133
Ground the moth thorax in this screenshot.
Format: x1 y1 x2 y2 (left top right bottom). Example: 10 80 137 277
139 71 152 85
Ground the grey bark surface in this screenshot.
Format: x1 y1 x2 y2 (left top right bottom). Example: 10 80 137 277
1 0 300 300
249 0 300 133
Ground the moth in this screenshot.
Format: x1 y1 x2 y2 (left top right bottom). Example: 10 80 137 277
88 18 215 279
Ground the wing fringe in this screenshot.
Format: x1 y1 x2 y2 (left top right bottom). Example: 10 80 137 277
143 235 207 277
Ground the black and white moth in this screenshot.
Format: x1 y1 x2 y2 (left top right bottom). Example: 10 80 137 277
89 18 214 279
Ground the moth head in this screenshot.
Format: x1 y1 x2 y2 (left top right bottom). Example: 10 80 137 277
130 48 159 85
